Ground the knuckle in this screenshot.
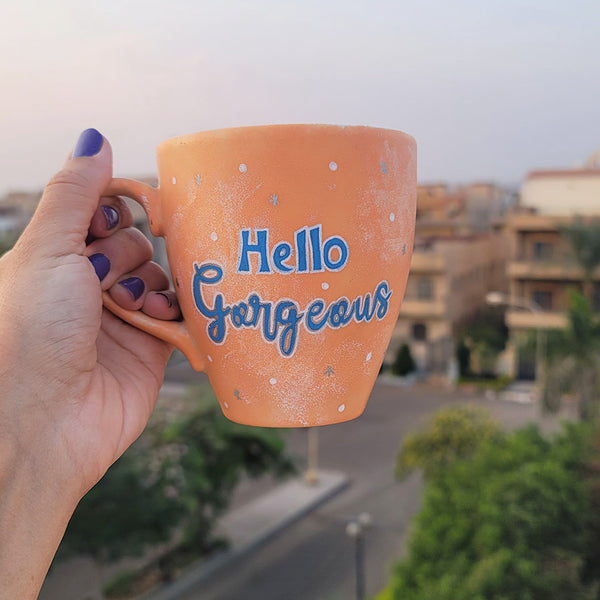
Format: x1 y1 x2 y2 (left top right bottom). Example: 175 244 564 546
46 168 94 194
113 197 134 227
127 227 154 259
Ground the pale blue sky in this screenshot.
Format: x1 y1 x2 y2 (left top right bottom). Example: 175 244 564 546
0 0 598 194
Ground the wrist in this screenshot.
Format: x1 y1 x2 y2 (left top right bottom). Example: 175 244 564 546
0 435 79 600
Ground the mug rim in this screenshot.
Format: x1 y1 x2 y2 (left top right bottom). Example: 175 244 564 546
157 123 416 153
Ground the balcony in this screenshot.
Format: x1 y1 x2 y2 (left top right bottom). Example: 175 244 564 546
399 298 446 319
410 252 445 273
506 309 568 330
508 259 585 281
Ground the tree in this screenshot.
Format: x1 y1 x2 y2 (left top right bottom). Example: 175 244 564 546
542 290 600 419
156 391 295 549
395 405 499 481
458 306 508 377
455 339 471 377
58 386 295 562
392 343 416 376
381 418 600 600
560 217 600 302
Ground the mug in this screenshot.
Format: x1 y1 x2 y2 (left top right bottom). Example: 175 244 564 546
104 124 416 427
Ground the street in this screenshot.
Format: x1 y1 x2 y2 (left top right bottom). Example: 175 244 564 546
173 378 557 600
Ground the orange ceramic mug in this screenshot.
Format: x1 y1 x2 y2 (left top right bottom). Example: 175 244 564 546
104 124 416 427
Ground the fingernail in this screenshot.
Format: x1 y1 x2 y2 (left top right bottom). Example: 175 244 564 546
88 253 110 281
102 205 119 230
73 128 104 158
157 291 174 308
119 277 145 301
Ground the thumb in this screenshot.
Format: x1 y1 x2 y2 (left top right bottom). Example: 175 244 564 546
25 128 113 257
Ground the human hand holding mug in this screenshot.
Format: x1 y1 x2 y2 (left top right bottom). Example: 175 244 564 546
104 124 417 427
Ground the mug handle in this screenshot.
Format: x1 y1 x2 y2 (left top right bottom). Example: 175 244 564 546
102 178 205 372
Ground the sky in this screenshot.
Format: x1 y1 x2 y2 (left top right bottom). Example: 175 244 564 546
0 0 599 195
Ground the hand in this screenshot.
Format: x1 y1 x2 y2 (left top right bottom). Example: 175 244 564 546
0 129 177 599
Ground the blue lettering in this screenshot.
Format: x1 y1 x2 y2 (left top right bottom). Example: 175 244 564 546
309 225 323 272
306 299 329 332
237 229 271 273
352 294 377 322
192 264 230 343
193 261 392 358
375 281 393 319
323 236 349 271
275 301 303 356
328 298 353 327
295 228 308 273
272 241 294 273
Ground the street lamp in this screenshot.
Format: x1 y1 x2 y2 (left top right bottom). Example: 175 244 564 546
305 427 320 486
485 291 546 383
346 512 373 600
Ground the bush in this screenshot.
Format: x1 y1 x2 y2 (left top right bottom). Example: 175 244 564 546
383 419 600 599
393 343 416 376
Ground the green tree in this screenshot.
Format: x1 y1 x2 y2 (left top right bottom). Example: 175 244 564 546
459 306 508 377
456 339 471 377
59 386 294 562
157 392 294 548
392 343 416 376
542 290 600 419
381 421 600 600
395 405 499 480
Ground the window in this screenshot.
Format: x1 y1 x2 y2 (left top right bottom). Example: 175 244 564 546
532 290 553 311
412 323 427 341
417 277 433 300
532 241 553 261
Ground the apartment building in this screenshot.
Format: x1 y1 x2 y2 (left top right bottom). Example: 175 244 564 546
502 159 600 378
390 230 508 373
388 182 512 374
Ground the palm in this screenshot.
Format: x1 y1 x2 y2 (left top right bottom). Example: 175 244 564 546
30 255 173 495
68 312 171 492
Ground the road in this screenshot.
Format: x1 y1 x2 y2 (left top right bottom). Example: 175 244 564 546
172 378 557 600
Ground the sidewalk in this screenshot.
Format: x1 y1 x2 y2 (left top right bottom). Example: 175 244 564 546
142 470 349 600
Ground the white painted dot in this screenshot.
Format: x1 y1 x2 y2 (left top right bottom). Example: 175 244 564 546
239 163 248 173
321 282 330 290
223 401 229 409
269 378 277 385
207 355 213 362
172 176 177 185
366 352 372 362
210 231 218 242
195 174 202 185
329 161 338 172
338 404 346 413
389 212 396 222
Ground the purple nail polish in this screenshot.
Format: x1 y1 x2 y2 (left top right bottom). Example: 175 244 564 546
88 253 110 281
119 277 145 301
102 205 119 230
73 128 104 158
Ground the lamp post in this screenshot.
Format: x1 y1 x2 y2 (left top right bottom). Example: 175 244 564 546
305 427 320 486
346 512 372 600
485 291 545 383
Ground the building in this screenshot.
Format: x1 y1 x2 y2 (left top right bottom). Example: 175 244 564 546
389 182 512 375
502 156 600 378
390 230 508 374
0 190 41 241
